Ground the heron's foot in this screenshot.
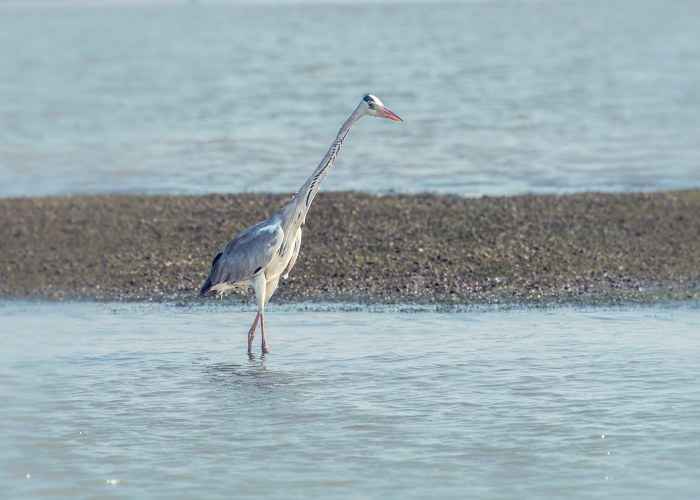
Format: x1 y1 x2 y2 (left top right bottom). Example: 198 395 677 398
247 328 256 349
262 343 270 354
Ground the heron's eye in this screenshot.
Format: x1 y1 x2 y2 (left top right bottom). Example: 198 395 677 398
368 102 375 108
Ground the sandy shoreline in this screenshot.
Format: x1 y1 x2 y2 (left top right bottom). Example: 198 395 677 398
1 190 699 305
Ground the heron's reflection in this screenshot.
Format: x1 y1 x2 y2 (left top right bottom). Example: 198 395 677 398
248 351 266 363
203 356 296 401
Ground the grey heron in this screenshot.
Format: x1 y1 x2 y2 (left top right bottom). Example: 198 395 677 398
199 94 402 353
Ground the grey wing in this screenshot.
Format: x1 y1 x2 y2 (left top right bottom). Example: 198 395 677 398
282 227 302 280
200 223 284 297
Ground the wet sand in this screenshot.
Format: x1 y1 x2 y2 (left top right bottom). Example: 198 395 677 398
1 190 698 305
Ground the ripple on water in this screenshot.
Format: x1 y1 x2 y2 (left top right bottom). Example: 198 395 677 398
1 302 699 498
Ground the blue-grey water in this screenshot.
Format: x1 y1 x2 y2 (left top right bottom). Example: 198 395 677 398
1 301 699 498
1 0 699 198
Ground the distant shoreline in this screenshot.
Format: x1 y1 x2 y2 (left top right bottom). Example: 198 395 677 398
1 190 698 305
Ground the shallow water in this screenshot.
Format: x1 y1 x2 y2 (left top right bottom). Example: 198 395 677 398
1 0 699 198
1 301 699 498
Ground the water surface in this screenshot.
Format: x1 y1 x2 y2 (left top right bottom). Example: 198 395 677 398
1 0 699 198
2 301 699 498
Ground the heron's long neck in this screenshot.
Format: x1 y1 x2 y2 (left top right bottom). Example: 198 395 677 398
290 109 362 220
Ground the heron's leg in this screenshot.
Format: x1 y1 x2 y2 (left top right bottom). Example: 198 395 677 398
250 273 268 354
260 313 270 354
247 312 260 353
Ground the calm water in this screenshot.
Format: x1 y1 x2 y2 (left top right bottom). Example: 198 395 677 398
1 301 699 498
1 0 699 198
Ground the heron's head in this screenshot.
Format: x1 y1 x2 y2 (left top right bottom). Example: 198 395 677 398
360 94 402 122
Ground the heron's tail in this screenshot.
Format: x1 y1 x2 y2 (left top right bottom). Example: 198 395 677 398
199 277 213 298
199 252 223 298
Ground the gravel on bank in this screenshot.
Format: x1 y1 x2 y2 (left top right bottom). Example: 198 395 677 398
1 190 699 306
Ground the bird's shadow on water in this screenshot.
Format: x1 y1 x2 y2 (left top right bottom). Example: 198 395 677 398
197 354 298 401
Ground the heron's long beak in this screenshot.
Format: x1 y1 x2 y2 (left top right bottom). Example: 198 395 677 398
377 105 402 122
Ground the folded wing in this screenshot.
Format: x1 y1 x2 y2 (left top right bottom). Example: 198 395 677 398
199 223 284 297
